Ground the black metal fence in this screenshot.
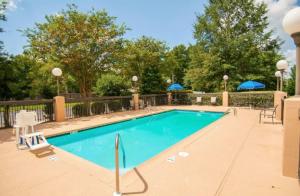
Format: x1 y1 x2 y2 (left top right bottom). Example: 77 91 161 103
0 99 54 128
65 96 132 119
140 94 168 107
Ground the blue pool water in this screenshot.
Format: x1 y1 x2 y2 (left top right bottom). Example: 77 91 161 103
48 110 224 170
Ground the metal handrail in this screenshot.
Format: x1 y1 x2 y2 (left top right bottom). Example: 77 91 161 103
115 133 120 195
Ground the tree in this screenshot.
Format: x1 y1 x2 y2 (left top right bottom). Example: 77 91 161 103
119 36 168 91
285 65 295 96
165 44 190 85
25 4 127 97
93 73 130 96
140 66 164 94
0 1 6 52
185 0 282 92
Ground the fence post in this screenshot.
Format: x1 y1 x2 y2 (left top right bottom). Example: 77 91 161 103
167 92 172 105
274 91 287 120
132 93 139 110
282 97 300 178
222 91 229 107
54 96 66 122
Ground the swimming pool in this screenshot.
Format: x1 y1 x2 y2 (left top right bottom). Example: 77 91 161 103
48 110 224 171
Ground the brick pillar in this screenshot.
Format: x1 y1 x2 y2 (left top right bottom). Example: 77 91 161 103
222 91 228 107
282 97 300 178
132 93 139 110
167 92 172 105
274 91 287 120
54 96 65 122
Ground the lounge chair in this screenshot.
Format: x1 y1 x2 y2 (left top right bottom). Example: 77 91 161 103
259 105 278 124
211 97 217 105
13 111 50 151
22 132 50 151
196 97 202 104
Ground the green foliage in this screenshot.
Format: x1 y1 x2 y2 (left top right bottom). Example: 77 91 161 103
25 4 127 97
185 0 282 92
285 65 295 96
0 54 36 100
165 44 190 85
94 74 130 96
0 1 7 52
229 91 274 108
119 36 168 89
140 65 164 94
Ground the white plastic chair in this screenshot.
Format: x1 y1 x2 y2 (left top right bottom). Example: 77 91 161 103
14 111 39 147
196 97 202 104
211 97 217 105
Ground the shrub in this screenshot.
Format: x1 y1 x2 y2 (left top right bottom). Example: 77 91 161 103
94 74 130 96
228 91 274 108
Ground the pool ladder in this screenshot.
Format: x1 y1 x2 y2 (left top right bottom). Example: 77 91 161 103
114 133 121 196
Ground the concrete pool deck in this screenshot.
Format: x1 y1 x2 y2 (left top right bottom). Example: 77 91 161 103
0 106 299 196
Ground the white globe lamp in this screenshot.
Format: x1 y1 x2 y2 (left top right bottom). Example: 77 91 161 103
276 60 288 91
51 68 62 95
223 75 229 91
282 7 300 95
275 71 281 91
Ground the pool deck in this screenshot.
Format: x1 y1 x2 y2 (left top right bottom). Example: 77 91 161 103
0 105 299 196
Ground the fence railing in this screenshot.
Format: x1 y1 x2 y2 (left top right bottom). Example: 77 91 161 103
65 96 132 119
190 93 223 106
0 99 54 128
140 94 168 107
228 91 274 108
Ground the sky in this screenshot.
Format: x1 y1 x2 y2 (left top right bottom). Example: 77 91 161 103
1 0 300 64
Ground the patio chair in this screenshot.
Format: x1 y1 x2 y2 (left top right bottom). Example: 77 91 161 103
259 105 278 124
196 97 202 104
130 100 134 110
22 132 50 151
139 99 145 109
14 111 40 147
211 97 217 105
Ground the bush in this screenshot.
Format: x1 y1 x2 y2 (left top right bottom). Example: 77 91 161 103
228 91 274 108
94 74 130 96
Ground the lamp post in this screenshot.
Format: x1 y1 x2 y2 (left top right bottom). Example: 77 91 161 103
132 75 138 92
51 67 62 96
276 60 288 91
223 75 228 91
275 71 281 91
283 7 300 95
281 7 300 179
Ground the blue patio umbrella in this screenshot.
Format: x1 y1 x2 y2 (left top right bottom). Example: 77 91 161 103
237 80 265 91
167 83 184 91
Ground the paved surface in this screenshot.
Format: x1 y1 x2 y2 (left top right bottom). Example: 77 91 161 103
0 106 299 196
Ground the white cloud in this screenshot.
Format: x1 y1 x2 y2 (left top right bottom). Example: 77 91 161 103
256 0 298 65
5 0 21 11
